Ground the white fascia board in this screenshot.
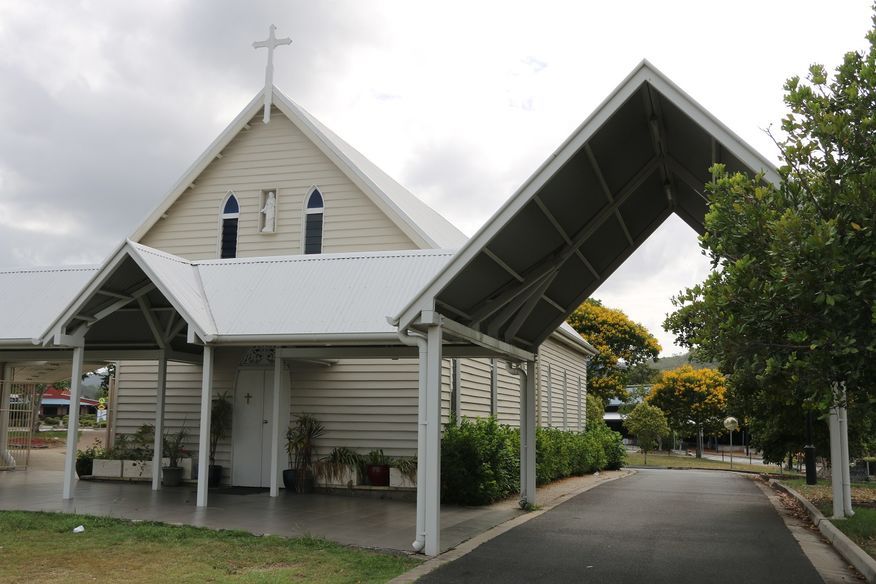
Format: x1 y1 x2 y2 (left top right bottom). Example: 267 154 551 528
393 60 779 331
270 89 436 249
125 243 215 342
208 332 401 346
40 240 130 346
548 328 599 357
129 92 265 242
638 60 780 184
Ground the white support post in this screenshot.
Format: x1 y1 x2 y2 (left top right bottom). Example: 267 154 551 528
413 335 429 553
151 352 168 490
0 364 13 468
196 346 214 508
829 401 844 519
839 384 854 517
63 346 85 500
519 360 537 507
269 353 282 497
424 323 443 557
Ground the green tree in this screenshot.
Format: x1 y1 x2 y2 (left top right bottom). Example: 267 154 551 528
585 394 606 430
623 402 669 464
647 366 727 458
567 299 661 401
664 14 876 460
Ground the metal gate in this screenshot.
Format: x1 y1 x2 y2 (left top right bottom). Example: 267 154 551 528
0 380 38 470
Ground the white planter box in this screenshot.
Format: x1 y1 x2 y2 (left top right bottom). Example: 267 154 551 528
390 467 417 488
318 465 359 487
92 459 122 478
122 460 154 479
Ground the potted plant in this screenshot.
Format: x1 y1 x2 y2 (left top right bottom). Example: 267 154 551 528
75 439 105 478
284 413 324 493
208 392 233 487
162 425 188 487
391 456 417 488
365 449 390 486
316 447 362 487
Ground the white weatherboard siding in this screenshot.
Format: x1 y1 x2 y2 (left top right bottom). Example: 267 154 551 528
140 107 416 259
112 340 590 484
538 337 588 430
114 351 240 474
290 359 419 458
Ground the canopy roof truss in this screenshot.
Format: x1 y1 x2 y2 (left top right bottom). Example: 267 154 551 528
395 60 779 355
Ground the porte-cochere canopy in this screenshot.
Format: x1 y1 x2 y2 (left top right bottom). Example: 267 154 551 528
394 60 780 353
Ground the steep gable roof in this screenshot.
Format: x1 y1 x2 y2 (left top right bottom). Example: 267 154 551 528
394 60 778 353
131 87 467 250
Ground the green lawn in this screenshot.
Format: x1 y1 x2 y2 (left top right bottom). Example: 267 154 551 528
0 511 417 584
624 451 796 475
778 478 876 560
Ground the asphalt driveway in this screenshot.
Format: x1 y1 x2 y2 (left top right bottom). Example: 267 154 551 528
419 469 825 583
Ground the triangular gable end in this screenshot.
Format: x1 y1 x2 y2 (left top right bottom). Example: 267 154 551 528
42 241 215 349
393 60 779 354
130 86 466 251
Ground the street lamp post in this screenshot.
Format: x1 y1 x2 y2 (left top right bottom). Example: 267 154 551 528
724 417 739 470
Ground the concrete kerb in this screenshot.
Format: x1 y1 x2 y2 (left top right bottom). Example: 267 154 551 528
389 470 634 584
770 478 876 583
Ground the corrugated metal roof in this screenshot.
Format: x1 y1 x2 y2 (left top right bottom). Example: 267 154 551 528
128 243 217 336
197 249 455 337
3 242 591 357
0 265 98 344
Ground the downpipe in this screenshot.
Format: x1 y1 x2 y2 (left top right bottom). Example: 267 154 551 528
397 328 428 553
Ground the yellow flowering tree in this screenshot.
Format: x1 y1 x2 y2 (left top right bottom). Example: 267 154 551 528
647 365 727 458
567 299 661 401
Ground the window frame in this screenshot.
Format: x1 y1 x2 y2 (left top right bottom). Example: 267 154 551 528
302 186 325 254
218 191 240 259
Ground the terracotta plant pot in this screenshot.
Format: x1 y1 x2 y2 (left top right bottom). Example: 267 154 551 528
366 464 390 486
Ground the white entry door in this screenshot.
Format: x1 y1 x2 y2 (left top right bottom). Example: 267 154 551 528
232 368 289 487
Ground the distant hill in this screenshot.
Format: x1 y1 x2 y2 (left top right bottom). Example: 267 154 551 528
653 352 718 371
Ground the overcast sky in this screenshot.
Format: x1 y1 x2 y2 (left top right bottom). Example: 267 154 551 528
0 1 871 355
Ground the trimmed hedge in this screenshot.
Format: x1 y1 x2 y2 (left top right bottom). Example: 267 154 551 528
441 417 519 505
441 417 625 506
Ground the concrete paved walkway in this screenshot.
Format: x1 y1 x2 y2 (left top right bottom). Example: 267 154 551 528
418 469 834 583
0 461 520 554
2 448 630 558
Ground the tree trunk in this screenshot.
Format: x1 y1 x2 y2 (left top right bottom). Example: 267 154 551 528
696 426 703 458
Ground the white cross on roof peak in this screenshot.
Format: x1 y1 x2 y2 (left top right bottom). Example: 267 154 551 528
253 24 292 124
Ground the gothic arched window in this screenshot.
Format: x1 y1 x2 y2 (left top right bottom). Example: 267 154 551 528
304 188 324 254
220 193 240 259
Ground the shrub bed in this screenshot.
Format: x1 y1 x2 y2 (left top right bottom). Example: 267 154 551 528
441 417 624 506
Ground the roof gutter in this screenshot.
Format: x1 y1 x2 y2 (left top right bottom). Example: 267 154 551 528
205 332 403 346
550 329 598 357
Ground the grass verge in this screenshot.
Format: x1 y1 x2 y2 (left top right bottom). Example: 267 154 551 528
0 510 417 584
624 452 797 475
778 478 876 561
